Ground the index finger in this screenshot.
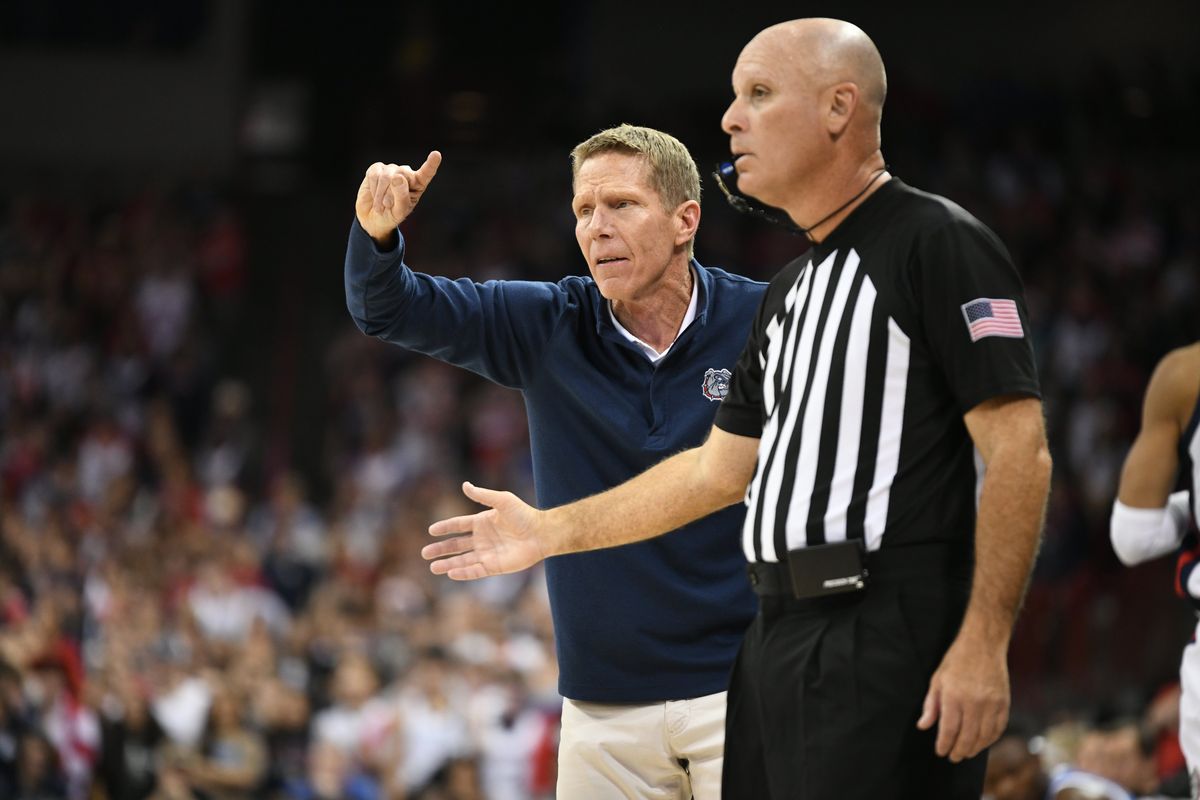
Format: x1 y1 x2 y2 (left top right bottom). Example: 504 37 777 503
414 150 442 185
429 513 482 537
421 536 474 561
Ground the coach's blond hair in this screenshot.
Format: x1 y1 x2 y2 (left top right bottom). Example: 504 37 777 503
570 124 701 255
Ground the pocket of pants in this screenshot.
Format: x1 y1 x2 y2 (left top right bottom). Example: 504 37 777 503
855 586 926 698
894 580 967 679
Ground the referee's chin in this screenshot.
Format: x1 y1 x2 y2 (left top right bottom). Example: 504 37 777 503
735 175 784 215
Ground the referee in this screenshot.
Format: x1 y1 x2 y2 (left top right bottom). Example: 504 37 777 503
423 18 1052 799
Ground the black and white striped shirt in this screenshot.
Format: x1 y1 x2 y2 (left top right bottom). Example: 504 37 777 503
714 179 1040 562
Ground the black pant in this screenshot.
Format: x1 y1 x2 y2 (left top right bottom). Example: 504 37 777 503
721 572 987 799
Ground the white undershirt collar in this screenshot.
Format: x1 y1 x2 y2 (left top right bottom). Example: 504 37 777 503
608 267 699 364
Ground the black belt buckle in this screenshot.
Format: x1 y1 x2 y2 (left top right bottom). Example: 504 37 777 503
787 540 868 599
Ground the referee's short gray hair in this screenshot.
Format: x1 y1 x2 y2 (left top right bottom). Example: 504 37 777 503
571 125 702 253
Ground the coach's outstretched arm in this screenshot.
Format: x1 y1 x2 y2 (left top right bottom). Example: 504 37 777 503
422 427 761 580
916 395 1052 764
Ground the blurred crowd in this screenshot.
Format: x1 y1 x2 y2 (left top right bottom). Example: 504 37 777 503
1 63 1198 799
0 189 558 800
983 689 1190 799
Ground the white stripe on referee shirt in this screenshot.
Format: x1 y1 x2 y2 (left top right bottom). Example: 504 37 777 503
784 250 862 551
754 252 835 563
863 318 910 551
742 408 776 561
778 267 811 403
742 268 809 560
822 272 877 544
762 267 808 419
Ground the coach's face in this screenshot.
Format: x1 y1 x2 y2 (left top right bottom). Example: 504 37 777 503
721 32 824 210
572 152 694 304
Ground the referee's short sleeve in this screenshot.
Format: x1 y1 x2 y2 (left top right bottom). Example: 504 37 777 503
916 218 1041 413
714 297 768 437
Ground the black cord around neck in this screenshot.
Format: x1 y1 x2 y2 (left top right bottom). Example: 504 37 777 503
798 167 888 243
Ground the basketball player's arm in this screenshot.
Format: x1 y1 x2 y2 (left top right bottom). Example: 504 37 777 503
917 394 1051 763
421 426 760 580
1110 348 1194 565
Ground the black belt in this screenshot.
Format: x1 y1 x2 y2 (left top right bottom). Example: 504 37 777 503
746 542 969 598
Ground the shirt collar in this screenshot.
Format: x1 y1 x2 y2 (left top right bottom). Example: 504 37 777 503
607 264 700 364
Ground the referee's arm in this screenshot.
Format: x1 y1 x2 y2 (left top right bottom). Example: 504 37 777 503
917 394 1052 763
421 426 760 580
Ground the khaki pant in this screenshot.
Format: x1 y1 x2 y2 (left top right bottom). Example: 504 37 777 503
557 690 727 799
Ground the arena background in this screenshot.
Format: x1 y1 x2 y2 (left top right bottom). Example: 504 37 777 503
1 1 1198 797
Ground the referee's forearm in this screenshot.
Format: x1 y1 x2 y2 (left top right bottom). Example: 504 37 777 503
542 446 744 556
961 440 1052 643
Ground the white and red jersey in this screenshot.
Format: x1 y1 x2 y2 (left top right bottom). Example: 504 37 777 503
1175 391 1200 602
1175 379 1200 791
1182 389 1200 532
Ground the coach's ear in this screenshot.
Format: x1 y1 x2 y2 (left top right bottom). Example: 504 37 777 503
674 199 701 250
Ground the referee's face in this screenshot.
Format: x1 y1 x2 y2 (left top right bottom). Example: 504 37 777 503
572 152 693 304
722 35 824 210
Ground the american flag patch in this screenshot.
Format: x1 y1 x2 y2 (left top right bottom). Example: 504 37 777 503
960 298 1024 342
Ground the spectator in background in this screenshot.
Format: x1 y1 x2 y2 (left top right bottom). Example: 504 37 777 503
186 555 290 644
149 747 200 800
0 166 575 800
14 730 68 800
1047 720 1162 800
194 380 256 493
97 670 165 800
250 472 327 612
476 671 547 800
148 657 211 753
1142 684 1190 795
429 758 484 800
27 648 98 800
1100 722 1161 798
0 659 31 797
250 677 312 793
178 683 267 800
311 652 392 758
76 411 134 507
282 740 381 800
983 729 1049 800
394 649 471 794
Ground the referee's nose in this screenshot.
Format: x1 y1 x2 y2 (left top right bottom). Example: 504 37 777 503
722 97 745 135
